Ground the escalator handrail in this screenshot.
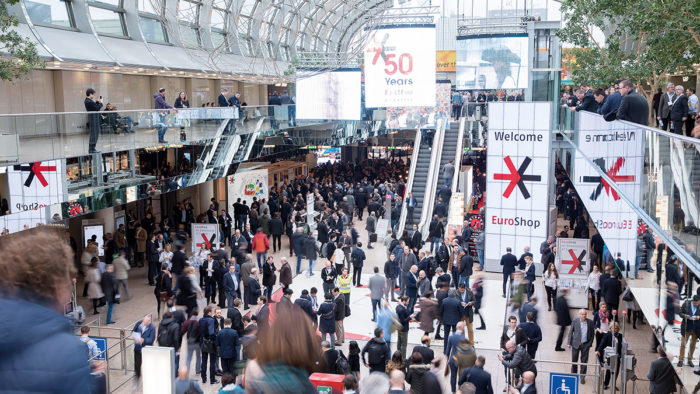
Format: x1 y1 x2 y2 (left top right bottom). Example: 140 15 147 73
451 117 466 194
417 118 447 239
396 126 424 235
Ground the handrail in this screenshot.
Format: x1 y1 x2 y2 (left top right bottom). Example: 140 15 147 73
417 118 447 239
451 117 466 194
396 127 423 234
0 105 291 117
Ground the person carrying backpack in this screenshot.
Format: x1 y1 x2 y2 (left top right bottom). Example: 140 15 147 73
180 310 201 375
362 327 389 373
322 341 350 375
158 311 182 377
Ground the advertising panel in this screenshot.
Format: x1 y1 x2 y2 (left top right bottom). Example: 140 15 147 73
436 50 456 72
227 169 269 209
555 238 591 276
456 34 529 90
191 223 219 254
387 82 450 129
573 112 643 262
296 69 361 120
8 159 64 214
485 102 551 267
364 25 436 108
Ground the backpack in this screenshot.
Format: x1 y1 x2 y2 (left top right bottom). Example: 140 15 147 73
185 320 200 344
427 257 438 278
367 341 385 365
321 242 331 259
157 322 176 347
335 350 351 375
351 252 362 267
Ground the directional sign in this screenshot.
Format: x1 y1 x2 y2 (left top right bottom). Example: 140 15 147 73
549 373 578 394
191 223 219 253
561 249 587 274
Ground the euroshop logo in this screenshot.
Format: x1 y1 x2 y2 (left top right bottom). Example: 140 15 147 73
561 249 586 274
493 156 541 199
581 157 635 201
13 161 57 188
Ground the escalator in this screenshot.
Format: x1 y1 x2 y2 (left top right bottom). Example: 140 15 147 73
402 143 432 233
206 132 257 181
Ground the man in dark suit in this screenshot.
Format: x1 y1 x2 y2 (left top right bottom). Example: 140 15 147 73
410 224 423 252
618 79 650 126
171 245 187 277
517 311 542 360
519 297 538 324
669 85 689 135
602 270 623 314
405 265 419 313
568 308 595 384
647 345 678 394
517 247 533 270
459 355 493 394
215 318 239 375
84 88 103 154
132 315 156 380
218 88 230 107
574 86 598 113
223 265 239 312
677 295 700 367
657 82 677 131
410 335 435 364
295 289 317 326
396 296 412 359
247 268 261 307
555 288 572 351
440 289 464 353
226 298 244 337
251 295 270 332
500 247 518 297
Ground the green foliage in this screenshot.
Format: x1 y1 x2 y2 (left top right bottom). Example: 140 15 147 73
557 0 700 99
0 0 43 81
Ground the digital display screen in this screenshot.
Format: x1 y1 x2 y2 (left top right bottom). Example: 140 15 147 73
296 69 361 120
456 34 529 90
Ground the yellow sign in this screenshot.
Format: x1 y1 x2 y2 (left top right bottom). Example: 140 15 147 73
436 50 456 72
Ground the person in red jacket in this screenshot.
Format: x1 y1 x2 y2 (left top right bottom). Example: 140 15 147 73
251 227 270 270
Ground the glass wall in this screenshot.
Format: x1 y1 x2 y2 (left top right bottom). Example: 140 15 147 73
25 0 73 28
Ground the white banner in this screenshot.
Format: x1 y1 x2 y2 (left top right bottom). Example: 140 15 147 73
574 112 643 262
227 169 269 209
485 102 552 265
448 192 465 226
364 25 436 108
191 223 219 254
8 159 64 214
296 70 361 120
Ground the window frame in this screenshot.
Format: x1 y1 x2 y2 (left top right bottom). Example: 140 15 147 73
87 0 128 38
24 0 77 30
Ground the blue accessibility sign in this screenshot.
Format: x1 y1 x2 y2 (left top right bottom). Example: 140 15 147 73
549 373 578 394
90 336 107 361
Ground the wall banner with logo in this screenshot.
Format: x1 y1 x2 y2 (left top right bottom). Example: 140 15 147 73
485 102 552 269
227 169 269 209
8 159 65 214
364 25 436 108
573 111 643 262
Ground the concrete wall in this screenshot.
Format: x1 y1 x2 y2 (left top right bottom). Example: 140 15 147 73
0 69 269 114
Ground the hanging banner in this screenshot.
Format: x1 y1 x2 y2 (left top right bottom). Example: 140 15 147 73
227 169 269 208
573 112 643 262
364 25 436 108
436 50 456 72
191 223 219 254
8 159 64 214
485 102 552 267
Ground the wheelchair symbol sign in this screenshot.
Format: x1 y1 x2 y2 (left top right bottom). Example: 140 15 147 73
549 373 578 394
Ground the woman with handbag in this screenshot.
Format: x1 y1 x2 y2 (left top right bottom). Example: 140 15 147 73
154 263 173 320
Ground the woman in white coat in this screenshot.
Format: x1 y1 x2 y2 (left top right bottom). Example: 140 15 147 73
86 256 104 314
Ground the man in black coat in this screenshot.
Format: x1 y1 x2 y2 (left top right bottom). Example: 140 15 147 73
410 224 423 252
459 356 493 394
602 269 623 314
410 335 435 364
647 345 678 394
617 80 649 126
555 288 572 351
84 88 103 154
574 87 598 113
226 298 244 337
247 268 261 307
669 85 689 135
171 245 187 277
500 247 518 297
295 289 317 326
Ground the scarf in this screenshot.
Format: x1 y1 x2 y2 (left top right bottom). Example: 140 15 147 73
598 308 609 324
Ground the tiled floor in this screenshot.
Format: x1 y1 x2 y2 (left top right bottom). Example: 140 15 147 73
76 214 669 394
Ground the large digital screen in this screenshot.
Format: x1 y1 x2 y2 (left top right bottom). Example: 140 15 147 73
456 34 529 90
364 25 436 108
296 69 361 120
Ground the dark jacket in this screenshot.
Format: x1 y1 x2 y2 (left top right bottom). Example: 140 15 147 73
334 294 345 321
174 97 190 109
171 251 187 276
384 259 396 278
226 307 244 337
396 304 411 332
670 95 689 121
575 92 598 113
459 365 494 394
269 218 284 236
679 299 700 336
218 93 230 107
154 92 174 109
405 272 418 298
647 356 678 394
459 255 473 277
247 277 261 305
598 92 622 116
555 295 572 327
262 262 276 288
410 345 435 364
0 297 91 393
176 274 197 308
617 90 649 126
317 300 336 333
601 276 622 305
501 345 537 375
440 296 463 326
157 317 181 349
361 337 389 370
517 321 542 358
216 327 239 359
500 253 518 275
279 262 292 286
302 236 318 260
133 319 157 353
295 296 316 323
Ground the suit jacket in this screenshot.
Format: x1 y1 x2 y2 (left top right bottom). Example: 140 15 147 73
459 254 473 277
601 277 622 305
647 357 678 394
517 383 537 394
518 252 533 270
517 322 542 358
440 297 463 326
132 321 156 353
223 272 238 297
405 272 418 298
247 277 261 305
519 303 538 324
411 345 435 364
253 304 269 330
670 95 689 121
226 307 244 336
215 327 239 359
218 93 230 107
598 92 622 115
295 296 317 323
500 253 518 275
396 304 411 332
411 231 423 250
658 93 677 119
334 294 346 321
171 251 186 276
459 365 493 394
576 92 598 113
618 90 649 126
568 318 595 349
